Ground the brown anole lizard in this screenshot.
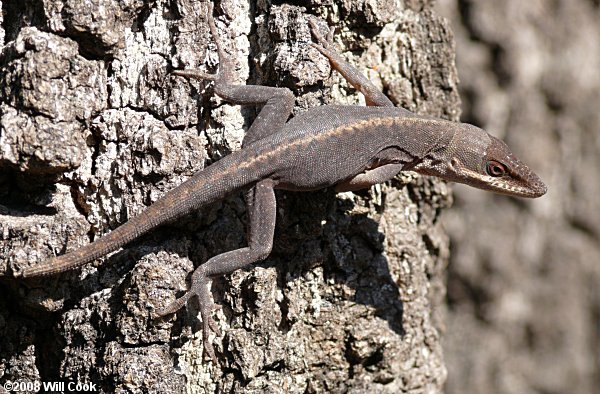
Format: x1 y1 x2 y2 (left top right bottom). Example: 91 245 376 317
6 3 546 362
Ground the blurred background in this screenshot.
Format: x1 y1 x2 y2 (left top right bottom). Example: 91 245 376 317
435 0 600 393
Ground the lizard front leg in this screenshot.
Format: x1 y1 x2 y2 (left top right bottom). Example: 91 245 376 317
156 179 277 362
335 164 405 192
309 20 396 109
336 147 415 192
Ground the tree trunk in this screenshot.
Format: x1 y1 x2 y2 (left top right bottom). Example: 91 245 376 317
0 0 459 392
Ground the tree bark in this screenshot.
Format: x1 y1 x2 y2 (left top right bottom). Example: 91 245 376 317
437 1 600 393
0 0 459 392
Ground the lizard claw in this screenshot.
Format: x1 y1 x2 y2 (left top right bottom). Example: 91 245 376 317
308 20 342 64
308 19 336 50
157 272 221 363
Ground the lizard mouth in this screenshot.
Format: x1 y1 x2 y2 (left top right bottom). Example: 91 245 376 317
489 177 547 198
451 165 547 198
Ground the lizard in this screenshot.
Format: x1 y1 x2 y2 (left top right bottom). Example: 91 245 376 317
6 3 547 362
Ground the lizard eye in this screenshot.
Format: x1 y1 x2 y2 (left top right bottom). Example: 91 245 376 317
486 160 507 177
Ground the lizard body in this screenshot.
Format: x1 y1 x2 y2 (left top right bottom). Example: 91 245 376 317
8 3 546 361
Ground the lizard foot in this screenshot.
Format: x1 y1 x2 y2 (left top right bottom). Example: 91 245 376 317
157 269 222 363
308 19 336 52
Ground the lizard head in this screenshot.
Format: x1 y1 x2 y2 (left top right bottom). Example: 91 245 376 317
415 124 547 198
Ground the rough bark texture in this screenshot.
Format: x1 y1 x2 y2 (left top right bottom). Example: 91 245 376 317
0 0 459 392
437 1 600 393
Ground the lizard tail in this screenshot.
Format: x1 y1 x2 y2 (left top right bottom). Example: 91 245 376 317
18 155 258 278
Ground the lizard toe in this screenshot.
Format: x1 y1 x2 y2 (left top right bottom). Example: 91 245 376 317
155 290 194 317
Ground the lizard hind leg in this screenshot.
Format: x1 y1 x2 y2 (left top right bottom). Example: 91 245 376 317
156 180 277 363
